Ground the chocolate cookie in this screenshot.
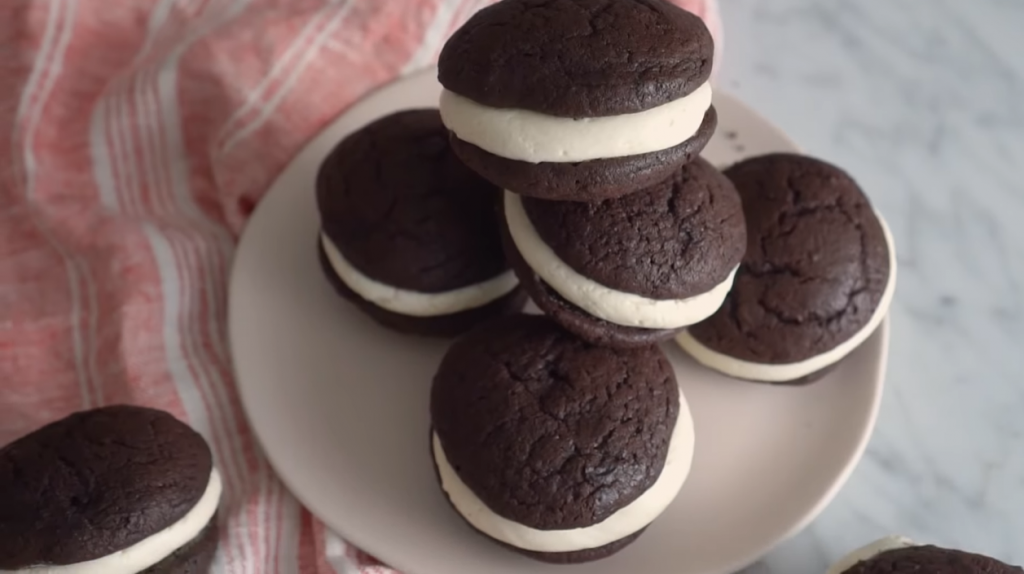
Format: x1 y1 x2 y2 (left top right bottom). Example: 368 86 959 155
430 314 694 563
841 545 1023 574
502 158 746 348
316 108 525 336
438 0 713 116
678 153 896 384
0 405 221 573
438 0 718 201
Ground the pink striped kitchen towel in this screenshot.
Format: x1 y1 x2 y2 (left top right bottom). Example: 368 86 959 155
0 0 721 572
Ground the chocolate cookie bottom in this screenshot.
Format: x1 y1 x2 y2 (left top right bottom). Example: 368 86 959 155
140 514 219 574
678 329 848 385
766 362 839 385
451 107 718 202
318 241 527 338
428 430 646 564
714 360 839 386
503 529 646 565
501 226 682 348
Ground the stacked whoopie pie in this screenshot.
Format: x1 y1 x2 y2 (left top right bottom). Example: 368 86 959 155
428 0 897 564
439 0 744 349
428 0 731 564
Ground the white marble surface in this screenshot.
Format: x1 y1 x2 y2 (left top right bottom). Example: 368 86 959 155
717 0 1024 571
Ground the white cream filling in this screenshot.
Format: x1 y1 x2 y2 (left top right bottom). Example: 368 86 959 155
439 82 713 164
321 233 518 317
505 192 736 329
675 216 897 382
4 469 223 574
433 388 695 553
825 536 916 574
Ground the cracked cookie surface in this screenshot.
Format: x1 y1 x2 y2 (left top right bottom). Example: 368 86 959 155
842 545 1023 574
688 153 891 363
430 314 679 530
0 405 213 569
523 156 746 298
438 0 714 117
316 109 507 292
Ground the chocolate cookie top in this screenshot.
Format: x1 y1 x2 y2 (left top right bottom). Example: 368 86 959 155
0 405 213 569
431 314 679 530
688 153 891 363
843 545 1023 574
438 0 714 117
522 157 745 299
317 109 507 293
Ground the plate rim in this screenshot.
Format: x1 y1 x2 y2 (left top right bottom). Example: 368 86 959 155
228 66 889 574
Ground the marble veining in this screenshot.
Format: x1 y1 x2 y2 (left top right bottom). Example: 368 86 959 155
719 0 1024 571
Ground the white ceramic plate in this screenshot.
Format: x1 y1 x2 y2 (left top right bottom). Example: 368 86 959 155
229 68 889 574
